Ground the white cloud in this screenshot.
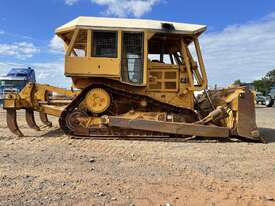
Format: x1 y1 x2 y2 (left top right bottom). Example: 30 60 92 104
63 0 160 17
49 35 64 54
200 12 275 86
0 42 40 59
0 62 22 75
31 61 71 87
64 0 79 6
91 0 160 17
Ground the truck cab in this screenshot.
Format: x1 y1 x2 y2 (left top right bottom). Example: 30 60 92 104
0 67 35 104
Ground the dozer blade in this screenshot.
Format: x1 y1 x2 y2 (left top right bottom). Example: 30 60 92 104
39 112 52 127
26 109 40 131
6 109 24 137
236 90 265 143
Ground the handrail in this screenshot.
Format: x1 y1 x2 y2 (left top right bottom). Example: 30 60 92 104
193 37 208 91
181 39 195 91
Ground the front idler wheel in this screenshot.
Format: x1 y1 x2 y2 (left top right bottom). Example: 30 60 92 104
64 110 88 133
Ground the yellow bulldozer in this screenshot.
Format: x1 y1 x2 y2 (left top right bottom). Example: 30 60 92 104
3 17 264 142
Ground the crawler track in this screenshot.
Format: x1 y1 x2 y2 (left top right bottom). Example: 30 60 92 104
59 82 198 138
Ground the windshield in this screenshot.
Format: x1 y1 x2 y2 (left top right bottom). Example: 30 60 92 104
0 80 26 89
256 92 263 96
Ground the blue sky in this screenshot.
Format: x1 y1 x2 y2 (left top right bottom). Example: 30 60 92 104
0 0 275 87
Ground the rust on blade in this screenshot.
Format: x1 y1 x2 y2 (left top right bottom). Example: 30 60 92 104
39 112 52 127
6 109 24 137
236 89 264 143
26 109 40 131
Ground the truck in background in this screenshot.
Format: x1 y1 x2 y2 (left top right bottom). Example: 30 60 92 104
0 67 36 105
265 86 275 107
255 91 266 105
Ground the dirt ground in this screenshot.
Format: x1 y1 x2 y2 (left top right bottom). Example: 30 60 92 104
0 106 275 206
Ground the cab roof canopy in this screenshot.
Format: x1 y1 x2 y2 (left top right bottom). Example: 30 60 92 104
56 16 207 36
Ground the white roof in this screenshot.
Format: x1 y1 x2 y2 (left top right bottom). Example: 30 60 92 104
56 16 207 35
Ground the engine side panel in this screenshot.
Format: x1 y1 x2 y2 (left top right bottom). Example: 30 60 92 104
71 77 194 111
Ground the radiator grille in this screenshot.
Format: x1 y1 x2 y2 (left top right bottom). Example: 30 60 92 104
148 70 178 91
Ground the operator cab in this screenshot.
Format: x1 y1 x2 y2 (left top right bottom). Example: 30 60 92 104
56 17 207 92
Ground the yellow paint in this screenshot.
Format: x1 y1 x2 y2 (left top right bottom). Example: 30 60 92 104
65 56 121 77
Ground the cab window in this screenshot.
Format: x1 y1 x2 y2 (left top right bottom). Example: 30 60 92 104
69 30 87 57
121 32 144 84
148 35 183 65
92 31 117 58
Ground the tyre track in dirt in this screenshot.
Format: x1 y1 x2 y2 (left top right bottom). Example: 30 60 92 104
0 107 275 206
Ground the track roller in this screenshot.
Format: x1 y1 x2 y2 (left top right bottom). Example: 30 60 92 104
26 109 40 131
6 109 24 137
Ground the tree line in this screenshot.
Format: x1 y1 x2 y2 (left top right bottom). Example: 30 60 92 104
233 69 275 95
